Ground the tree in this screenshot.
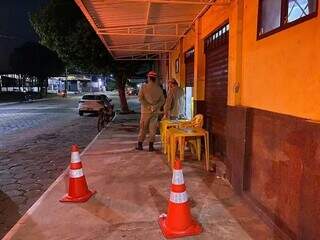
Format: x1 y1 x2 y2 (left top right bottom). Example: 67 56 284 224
30 0 146 112
9 42 65 95
112 61 146 112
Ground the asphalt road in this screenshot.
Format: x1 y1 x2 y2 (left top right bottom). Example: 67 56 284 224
0 92 138 238
1 97 85 146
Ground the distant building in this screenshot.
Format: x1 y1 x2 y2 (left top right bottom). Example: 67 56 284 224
48 75 91 93
1 73 114 93
0 74 38 92
48 74 114 93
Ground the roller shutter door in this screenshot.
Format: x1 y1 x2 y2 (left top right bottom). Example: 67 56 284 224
185 48 194 87
205 24 229 157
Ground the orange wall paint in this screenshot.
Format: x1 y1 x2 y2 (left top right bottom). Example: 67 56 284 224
167 1 320 235
199 1 244 106
184 4 231 101
198 6 230 102
179 3 238 102
170 48 180 84
183 29 195 53
201 6 229 38
170 0 320 120
242 0 320 121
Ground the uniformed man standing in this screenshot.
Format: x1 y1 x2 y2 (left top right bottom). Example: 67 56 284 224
163 79 185 120
136 71 165 151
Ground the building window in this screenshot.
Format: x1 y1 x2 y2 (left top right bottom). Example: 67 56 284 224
259 0 282 34
258 0 318 38
287 0 317 22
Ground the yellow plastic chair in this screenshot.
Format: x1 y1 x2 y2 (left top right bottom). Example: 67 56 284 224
160 119 179 155
167 127 210 171
178 114 203 128
178 114 204 161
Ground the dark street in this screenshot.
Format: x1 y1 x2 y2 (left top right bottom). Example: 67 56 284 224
1 97 85 143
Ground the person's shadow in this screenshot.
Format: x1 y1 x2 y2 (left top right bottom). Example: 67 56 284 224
0 190 21 238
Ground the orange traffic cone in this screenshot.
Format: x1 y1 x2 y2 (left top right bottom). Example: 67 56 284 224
60 144 96 203
159 159 202 238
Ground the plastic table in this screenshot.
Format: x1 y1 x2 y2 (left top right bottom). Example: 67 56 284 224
167 127 210 171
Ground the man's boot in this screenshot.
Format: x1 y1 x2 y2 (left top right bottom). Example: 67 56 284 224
149 142 155 152
136 142 143 151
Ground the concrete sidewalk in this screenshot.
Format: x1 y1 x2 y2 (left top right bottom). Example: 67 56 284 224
3 114 281 240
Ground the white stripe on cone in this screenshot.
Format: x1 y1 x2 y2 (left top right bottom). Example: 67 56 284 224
170 191 188 204
71 152 81 163
172 169 184 185
69 169 84 178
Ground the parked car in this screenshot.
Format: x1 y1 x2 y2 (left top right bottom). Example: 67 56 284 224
78 94 114 116
126 87 138 95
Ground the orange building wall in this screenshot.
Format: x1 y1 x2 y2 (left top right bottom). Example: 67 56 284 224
200 2 241 105
182 28 195 53
201 6 229 38
176 3 240 103
170 47 181 85
242 0 320 121
167 1 320 237
183 4 231 101
159 57 168 85
170 0 320 121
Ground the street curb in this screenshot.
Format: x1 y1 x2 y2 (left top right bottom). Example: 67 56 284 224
2 120 107 240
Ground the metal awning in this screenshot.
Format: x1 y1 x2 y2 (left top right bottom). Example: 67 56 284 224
75 0 229 60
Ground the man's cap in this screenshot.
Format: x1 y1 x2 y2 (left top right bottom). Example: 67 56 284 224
147 71 157 77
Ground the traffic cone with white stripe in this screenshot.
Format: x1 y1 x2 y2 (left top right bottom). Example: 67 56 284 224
60 144 96 203
158 159 202 238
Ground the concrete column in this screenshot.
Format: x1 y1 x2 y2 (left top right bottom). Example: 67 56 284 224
168 52 172 84
194 18 205 101
193 18 206 116
179 38 186 88
228 0 244 106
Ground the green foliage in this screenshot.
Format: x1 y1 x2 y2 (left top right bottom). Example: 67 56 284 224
106 79 117 91
112 61 143 87
30 0 112 73
30 0 152 109
127 81 137 88
30 0 149 80
9 42 65 80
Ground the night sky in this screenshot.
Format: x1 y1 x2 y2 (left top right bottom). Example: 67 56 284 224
0 0 49 73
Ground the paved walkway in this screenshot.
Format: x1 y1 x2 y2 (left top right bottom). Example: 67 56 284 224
3 114 282 240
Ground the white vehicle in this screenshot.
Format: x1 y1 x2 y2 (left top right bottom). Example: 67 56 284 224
78 94 112 116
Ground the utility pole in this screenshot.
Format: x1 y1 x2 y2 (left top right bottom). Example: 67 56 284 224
65 68 68 92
